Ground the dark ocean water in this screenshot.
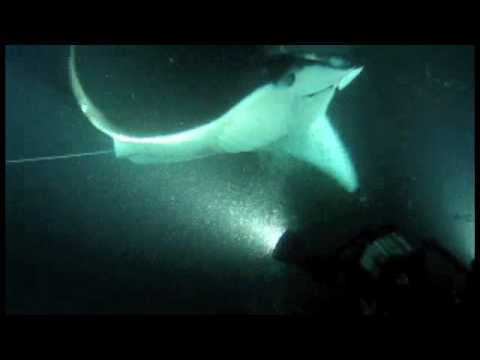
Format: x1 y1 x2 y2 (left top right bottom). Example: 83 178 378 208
5 45 474 314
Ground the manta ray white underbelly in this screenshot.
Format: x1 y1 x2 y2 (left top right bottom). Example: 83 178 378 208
69 45 363 193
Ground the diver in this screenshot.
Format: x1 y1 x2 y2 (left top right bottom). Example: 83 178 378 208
273 224 472 316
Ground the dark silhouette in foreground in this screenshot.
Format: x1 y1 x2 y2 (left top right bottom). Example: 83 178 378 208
273 224 474 316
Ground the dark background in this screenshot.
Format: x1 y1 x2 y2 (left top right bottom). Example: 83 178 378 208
5 45 474 314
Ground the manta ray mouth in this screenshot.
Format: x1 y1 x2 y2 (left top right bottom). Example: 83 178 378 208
304 85 334 98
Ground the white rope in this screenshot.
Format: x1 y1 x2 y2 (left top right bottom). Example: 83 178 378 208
6 150 113 164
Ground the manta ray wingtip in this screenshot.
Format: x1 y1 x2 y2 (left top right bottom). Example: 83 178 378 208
338 66 364 91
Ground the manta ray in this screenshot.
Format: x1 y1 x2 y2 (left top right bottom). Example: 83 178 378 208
69 46 363 193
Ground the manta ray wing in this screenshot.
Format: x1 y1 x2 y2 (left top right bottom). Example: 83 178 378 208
70 45 362 192
274 112 359 193
69 46 291 164
213 85 295 154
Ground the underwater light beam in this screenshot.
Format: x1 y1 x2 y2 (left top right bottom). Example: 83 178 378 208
7 46 365 256
252 222 287 254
